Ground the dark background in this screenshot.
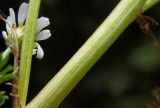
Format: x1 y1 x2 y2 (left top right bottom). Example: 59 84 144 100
0 0 160 108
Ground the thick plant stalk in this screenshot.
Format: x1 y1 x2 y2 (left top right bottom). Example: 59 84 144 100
142 0 160 12
27 0 147 108
18 0 41 107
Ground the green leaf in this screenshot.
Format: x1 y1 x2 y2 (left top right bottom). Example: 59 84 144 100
0 65 14 84
0 91 9 107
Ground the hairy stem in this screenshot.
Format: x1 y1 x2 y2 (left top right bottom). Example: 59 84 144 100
0 14 20 108
12 48 20 108
9 15 20 108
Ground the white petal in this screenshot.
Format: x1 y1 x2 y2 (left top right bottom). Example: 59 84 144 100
9 8 16 26
36 17 50 34
36 43 44 59
6 16 12 33
18 2 28 26
2 31 8 40
32 49 37 55
2 47 11 60
36 30 51 41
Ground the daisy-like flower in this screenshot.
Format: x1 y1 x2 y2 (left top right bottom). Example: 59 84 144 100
2 2 51 59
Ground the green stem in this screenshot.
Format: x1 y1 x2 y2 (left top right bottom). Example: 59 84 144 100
18 0 41 107
142 0 160 12
27 0 147 108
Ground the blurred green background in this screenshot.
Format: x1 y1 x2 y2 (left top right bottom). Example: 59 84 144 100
0 0 160 108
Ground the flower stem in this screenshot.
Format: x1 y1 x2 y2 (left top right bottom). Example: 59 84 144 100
27 0 148 108
4 13 21 108
18 0 41 107
0 11 21 108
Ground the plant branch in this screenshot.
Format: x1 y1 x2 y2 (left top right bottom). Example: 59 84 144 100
26 0 149 108
0 13 21 108
18 0 41 107
12 15 20 108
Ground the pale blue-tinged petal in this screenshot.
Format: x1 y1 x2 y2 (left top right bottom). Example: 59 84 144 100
9 8 16 26
36 43 44 59
6 16 12 33
36 17 50 34
18 2 28 26
36 30 51 41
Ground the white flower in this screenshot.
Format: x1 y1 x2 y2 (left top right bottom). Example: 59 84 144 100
2 2 51 59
